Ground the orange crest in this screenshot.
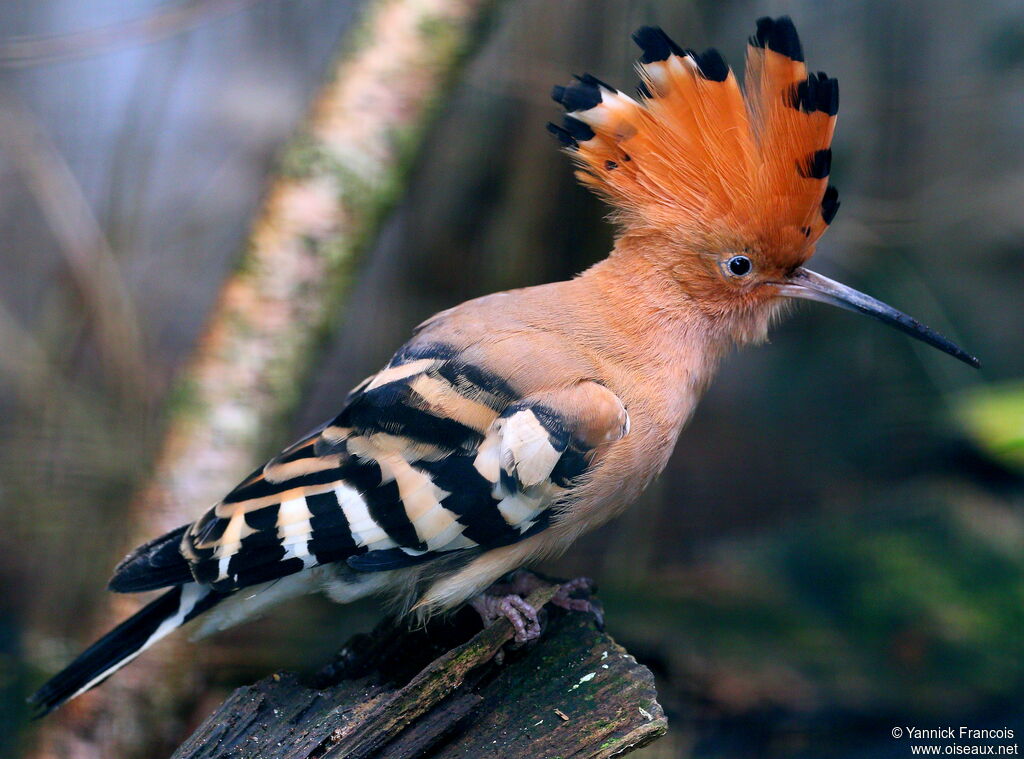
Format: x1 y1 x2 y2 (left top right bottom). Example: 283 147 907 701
550 16 839 270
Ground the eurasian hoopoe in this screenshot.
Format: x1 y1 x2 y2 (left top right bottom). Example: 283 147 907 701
30 16 978 717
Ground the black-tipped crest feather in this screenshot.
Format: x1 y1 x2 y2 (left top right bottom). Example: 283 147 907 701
551 79 602 112
692 48 729 82
749 16 804 61
799 149 833 179
561 115 595 142
822 184 841 224
632 26 685 63
790 72 839 115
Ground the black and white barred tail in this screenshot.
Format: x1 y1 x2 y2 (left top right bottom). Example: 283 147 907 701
28 584 225 718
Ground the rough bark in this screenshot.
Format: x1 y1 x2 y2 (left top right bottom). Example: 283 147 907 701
27 1 502 756
171 589 667 759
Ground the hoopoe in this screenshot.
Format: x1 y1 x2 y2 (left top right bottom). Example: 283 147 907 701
30 16 978 717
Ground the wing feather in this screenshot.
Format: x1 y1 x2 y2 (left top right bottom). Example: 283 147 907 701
176 343 628 591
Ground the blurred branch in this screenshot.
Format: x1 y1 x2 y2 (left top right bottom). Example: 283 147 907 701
0 90 149 401
26 0 503 757
0 299 53 392
0 0 265 69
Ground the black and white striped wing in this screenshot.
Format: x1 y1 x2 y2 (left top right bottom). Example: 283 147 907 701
182 344 623 592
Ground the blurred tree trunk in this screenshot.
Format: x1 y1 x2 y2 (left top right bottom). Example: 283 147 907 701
27 0 503 756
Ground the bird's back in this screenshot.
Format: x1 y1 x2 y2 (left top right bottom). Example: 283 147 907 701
110 277 637 605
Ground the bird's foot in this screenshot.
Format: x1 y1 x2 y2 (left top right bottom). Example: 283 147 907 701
469 591 541 644
549 576 605 630
470 571 603 645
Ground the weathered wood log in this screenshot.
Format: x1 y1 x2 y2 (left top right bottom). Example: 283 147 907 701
172 586 667 759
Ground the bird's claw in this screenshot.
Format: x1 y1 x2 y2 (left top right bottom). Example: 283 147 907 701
551 578 605 630
469 592 542 644
469 571 603 644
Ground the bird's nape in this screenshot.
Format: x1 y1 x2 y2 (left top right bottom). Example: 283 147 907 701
775 267 980 368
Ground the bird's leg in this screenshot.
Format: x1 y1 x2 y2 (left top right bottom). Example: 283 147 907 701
504 570 605 630
469 591 541 644
469 570 604 645
551 577 605 630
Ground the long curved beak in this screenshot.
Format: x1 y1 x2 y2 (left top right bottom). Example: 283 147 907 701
776 268 980 369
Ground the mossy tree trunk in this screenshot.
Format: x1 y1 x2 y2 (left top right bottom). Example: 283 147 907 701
171 586 667 759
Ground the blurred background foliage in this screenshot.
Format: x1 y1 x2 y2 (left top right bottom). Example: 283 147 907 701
0 0 1021 757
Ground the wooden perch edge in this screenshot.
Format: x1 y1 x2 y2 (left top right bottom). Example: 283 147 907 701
172 585 667 759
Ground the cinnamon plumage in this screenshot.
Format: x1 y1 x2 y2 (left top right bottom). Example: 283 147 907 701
30 16 977 717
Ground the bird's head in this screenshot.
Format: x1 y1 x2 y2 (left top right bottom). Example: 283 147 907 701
551 17 978 367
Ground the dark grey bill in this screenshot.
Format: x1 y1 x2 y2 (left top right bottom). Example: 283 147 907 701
776 268 980 369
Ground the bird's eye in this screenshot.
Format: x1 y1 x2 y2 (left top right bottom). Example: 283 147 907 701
727 255 752 277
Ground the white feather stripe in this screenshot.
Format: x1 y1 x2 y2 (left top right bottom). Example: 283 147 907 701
212 482 339 518
214 541 241 559
525 480 567 503
668 53 696 79
283 542 309 558
406 373 497 432
473 430 501 490
276 497 313 563
572 89 641 133
211 509 251 556
397 477 446 513
277 497 313 528
278 537 315 554
334 482 391 547
364 358 435 391
282 544 316 566
402 532 476 556
441 533 478 551
400 533 476 555
278 519 313 539
383 455 448 520
501 410 561 488
211 512 249 579
264 454 340 483
217 555 231 581
497 493 543 528
366 536 399 551
641 60 671 95
278 532 317 549
411 504 467 550
319 425 351 443
343 438 395 484
506 437 558 487
374 451 465 549
363 432 447 462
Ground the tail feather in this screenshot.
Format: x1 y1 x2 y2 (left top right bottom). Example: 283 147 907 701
108 524 194 593
29 584 225 717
